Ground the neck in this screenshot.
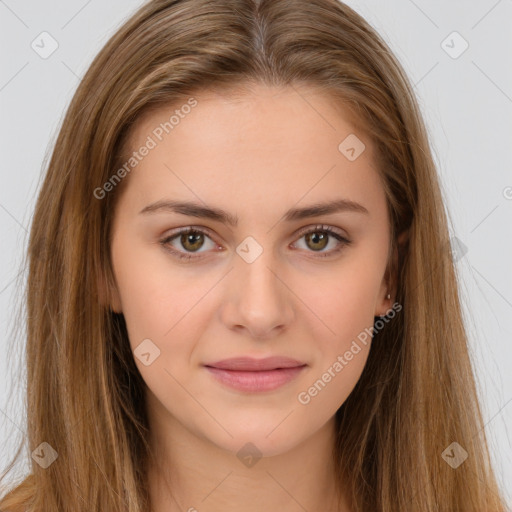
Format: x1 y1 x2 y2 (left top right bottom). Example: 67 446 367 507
146 400 350 511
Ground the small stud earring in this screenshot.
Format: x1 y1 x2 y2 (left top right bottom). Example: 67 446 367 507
386 293 391 299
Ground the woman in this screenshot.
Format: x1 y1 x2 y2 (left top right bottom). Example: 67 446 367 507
0 0 508 510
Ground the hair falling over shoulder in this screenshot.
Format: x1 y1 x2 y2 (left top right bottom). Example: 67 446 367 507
0 0 508 511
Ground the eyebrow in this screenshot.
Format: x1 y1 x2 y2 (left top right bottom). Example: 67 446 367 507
139 198 369 226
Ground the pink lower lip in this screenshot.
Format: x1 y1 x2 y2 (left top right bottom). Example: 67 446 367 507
205 365 306 392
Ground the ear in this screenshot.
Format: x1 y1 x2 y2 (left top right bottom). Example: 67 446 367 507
375 230 408 316
97 268 123 314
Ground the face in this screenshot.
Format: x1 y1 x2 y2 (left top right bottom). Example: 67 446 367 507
108 83 393 457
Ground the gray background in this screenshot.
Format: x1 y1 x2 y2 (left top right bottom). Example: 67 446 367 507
1 0 511 505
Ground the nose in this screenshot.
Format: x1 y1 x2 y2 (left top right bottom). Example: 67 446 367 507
219 247 295 340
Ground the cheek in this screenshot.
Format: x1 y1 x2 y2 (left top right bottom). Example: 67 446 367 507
295 272 375 411
293 261 380 408
296 342 370 416
294 261 381 345
111 239 201 349
111 243 227 391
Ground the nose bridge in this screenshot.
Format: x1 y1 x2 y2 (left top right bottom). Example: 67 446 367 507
238 243 279 295
236 237 282 302
223 235 293 336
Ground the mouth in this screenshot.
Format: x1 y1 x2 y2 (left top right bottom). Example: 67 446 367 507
204 356 307 392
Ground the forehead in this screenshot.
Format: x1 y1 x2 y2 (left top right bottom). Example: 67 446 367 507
117 83 384 221
127 83 371 157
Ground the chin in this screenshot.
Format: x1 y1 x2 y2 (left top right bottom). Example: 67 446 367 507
200 415 307 459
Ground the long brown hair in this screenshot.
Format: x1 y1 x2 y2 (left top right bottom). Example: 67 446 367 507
0 0 507 510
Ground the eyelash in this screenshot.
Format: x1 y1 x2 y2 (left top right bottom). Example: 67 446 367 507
159 224 352 262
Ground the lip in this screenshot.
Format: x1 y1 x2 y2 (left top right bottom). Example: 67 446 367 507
205 356 306 371
204 356 307 392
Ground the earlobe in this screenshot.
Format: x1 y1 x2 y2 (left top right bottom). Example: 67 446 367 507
109 287 123 314
97 271 122 313
375 229 408 317
375 255 395 317
375 282 392 318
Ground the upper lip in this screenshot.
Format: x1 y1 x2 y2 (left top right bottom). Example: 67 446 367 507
205 356 306 371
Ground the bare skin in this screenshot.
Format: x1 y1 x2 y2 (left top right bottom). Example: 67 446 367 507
108 83 395 512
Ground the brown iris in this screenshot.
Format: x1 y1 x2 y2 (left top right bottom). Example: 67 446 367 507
305 231 328 251
180 231 205 252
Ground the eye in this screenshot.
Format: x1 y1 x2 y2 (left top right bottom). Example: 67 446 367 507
291 224 351 258
160 224 352 262
160 227 219 261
